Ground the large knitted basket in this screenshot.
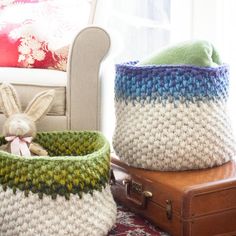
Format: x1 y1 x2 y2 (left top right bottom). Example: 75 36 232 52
113 61 236 171
0 131 116 236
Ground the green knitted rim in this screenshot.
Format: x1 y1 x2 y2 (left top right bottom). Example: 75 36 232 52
0 131 110 199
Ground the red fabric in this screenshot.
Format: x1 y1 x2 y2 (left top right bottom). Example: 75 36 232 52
0 0 89 71
108 205 169 236
0 24 20 67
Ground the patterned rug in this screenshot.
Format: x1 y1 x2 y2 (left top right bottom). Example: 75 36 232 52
108 205 169 236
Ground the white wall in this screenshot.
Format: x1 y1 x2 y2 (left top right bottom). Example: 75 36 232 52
170 0 193 43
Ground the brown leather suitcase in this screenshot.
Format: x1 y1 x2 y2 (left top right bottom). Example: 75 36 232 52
110 156 236 236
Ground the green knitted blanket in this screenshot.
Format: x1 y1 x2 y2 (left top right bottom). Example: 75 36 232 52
0 131 110 199
138 40 222 67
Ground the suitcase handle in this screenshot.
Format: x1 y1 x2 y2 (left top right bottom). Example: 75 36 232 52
123 179 152 209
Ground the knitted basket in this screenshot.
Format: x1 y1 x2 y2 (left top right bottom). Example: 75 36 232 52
0 131 116 236
113 61 236 171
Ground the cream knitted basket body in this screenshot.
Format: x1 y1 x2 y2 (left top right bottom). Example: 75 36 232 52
0 131 116 236
113 62 236 171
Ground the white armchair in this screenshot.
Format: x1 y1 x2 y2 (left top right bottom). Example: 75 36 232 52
0 26 110 131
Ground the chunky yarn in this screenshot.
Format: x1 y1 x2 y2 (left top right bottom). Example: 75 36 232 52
0 185 116 236
0 131 116 236
113 61 236 171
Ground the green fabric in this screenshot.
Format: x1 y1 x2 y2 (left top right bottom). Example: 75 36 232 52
0 131 110 199
138 40 222 67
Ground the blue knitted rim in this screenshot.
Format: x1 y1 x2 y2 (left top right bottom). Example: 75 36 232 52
115 61 229 104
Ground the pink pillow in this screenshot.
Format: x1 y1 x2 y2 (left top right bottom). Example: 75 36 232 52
0 0 90 71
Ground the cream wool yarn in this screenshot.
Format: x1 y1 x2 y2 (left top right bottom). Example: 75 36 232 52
113 62 236 171
0 131 117 236
114 100 235 170
0 185 116 236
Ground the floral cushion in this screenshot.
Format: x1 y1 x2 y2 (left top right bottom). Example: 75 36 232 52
0 0 90 71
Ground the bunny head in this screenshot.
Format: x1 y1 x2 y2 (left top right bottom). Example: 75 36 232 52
0 83 55 138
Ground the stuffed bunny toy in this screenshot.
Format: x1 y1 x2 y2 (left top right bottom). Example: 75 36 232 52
0 82 55 156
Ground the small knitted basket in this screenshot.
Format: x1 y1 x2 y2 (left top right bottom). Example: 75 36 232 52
113 61 236 171
0 131 116 236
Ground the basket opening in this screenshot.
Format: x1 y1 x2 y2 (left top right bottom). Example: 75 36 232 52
0 131 106 157
35 132 105 157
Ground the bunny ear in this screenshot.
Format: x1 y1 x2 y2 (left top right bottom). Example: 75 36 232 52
0 82 21 117
25 89 55 121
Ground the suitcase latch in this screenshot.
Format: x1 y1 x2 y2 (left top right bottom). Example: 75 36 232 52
166 200 172 220
122 179 152 209
130 181 142 194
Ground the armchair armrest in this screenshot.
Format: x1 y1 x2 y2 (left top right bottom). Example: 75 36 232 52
67 26 110 131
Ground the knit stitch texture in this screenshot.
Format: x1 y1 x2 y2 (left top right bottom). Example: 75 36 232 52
0 131 116 236
113 62 236 171
0 185 116 236
0 131 110 198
